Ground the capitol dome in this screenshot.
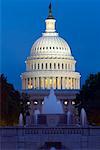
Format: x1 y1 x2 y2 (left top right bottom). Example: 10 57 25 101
30 36 73 59
21 4 81 90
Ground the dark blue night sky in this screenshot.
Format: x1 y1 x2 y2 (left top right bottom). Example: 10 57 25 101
1 0 100 90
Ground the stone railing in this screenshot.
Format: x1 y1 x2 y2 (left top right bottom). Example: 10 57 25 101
0 126 100 137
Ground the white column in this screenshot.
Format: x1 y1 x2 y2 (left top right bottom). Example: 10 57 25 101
53 77 56 89
32 77 34 89
75 78 77 89
29 78 31 88
66 77 68 89
37 77 39 89
44 77 46 89
24 78 26 89
72 78 75 89
78 79 80 89
62 77 65 89
71 78 73 89
36 77 38 89
76 79 78 89
65 77 67 89
26 78 28 89
48 78 50 89
42 77 44 89
52 77 54 89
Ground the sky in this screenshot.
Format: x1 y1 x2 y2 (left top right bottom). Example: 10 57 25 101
1 0 100 90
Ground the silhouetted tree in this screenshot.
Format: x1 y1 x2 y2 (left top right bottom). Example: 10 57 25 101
0 74 20 126
76 72 100 125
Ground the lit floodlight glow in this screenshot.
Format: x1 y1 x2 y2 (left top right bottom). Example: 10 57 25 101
72 101 75 105
42 101 44 104
27 101 30 105
34 101 38 105
64 101 68 105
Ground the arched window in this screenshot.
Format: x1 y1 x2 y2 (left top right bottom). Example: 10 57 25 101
54 63 56 69
34 63 36 69
58 63 60 69
42 63 43 69
28 78 29 83
68 64 70 70
65 64 67 69
38 63 39 69
46 63 47 69
32 64 33 70
62 63 64 69
50 63 52 69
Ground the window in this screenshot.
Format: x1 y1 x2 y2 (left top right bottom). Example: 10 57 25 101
68 64 70 70
62 64 64 69
53 47 55 49
50 63 52 69
31 78 33 87
38 64 39 69
34 63 36 69
42 63 43 69
54 63 56 69
46 47 48 49
40 47 41 50
50 47 51 49
43 47 45 49
46 63 47 69
56 47 58 49
58 63 60 69
32 64 33 69
65 64 67 69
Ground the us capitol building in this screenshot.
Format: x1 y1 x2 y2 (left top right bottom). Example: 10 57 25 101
21 5 80 91
21 4 81 112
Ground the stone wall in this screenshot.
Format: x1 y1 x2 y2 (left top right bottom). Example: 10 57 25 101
0 127 100 150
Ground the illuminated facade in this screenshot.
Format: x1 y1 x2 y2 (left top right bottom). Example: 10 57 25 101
21 5 80 90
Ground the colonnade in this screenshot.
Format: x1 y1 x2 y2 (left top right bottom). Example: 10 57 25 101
22 77 80 90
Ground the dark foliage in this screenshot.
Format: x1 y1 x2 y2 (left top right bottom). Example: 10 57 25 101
0 74 21 126
76 72 100 125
